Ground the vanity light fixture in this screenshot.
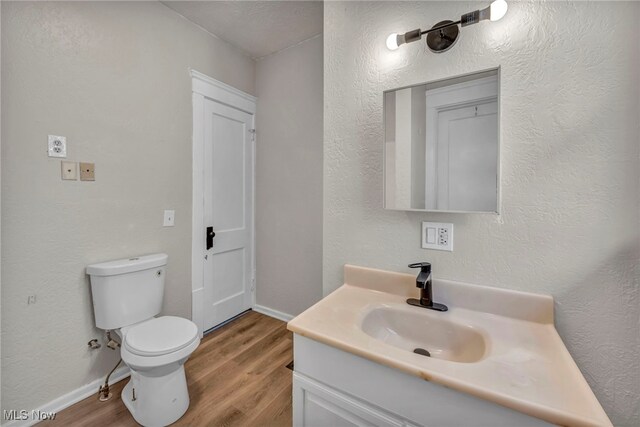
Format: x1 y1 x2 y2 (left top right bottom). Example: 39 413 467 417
386 0 508 53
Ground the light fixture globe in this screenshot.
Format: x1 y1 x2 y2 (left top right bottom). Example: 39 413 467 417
489 0 508 21
386 33 400 50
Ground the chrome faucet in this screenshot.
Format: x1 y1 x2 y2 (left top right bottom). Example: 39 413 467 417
407 262 448 312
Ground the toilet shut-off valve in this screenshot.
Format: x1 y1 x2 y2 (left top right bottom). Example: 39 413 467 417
106 330 121 350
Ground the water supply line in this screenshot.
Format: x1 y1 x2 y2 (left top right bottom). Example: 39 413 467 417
98 331 121 402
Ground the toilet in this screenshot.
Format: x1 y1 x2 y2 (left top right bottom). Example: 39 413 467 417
87 253 200 426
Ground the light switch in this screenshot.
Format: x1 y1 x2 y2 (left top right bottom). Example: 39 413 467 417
61 161 77 180
163 210 175 227
79 162 95 181
422 222 454 251
426 227 437 244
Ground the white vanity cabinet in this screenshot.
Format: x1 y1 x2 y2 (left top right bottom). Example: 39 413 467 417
292 335 552 427
294 374 417 427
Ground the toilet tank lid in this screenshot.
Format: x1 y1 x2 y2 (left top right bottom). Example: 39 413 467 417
86 253 168 277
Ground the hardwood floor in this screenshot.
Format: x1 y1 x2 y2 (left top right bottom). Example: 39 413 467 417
45 311 293 427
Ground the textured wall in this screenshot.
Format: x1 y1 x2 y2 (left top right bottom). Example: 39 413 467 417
1 1 254 412
324 2 639 425
255 35 323 316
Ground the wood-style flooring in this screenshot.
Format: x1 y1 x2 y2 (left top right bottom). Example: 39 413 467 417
45 311 293 427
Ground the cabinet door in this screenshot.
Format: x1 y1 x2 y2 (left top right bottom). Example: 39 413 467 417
294 373 411 427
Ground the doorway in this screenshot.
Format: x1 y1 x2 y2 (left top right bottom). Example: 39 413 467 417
192 70 256 335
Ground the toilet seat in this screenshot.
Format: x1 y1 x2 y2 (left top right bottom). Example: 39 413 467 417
124 316 198 357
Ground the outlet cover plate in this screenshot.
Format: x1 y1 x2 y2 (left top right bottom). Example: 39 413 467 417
61 161 77 180
422 222 454 251
163 210 175 227
48 135 67 158
79 162 95 181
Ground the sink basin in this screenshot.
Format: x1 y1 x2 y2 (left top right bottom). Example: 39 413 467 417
360 306 488 363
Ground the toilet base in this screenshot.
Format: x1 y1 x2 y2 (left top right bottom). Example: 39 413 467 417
122 365 190 427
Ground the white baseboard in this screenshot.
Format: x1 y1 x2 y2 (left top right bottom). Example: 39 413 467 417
2 366 130 427
252 304 295 322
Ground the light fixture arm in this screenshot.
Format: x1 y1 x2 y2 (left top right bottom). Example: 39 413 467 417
420 20 461 36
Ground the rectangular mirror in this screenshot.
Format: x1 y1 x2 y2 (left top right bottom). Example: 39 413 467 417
384 68 500 213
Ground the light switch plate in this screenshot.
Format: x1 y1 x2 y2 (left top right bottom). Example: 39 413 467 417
61 161 77 180
48 135 67 158
422 222 454 251
163 210 175 227
79 162 95 181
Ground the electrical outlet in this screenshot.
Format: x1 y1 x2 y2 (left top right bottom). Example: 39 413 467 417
48 135 67 158
27 295 37 305
439 227 449 246
61 161 77 180
422 222 453 251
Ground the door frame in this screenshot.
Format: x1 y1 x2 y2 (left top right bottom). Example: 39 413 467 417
425 74 500 213
191 69 257 338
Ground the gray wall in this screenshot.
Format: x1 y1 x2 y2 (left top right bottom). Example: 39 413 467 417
1 1 255 412
255 35 323 316
324 1 639 425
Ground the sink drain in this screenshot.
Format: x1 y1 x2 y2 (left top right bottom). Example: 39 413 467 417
413 348 431 357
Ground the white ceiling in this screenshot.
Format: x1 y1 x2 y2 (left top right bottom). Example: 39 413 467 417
161 1 323 60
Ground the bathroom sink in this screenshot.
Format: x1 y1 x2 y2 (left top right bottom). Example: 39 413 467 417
289 265 613 426
360 306 488 363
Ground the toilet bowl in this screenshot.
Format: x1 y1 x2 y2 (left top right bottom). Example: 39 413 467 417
118 316 199 426
87 254 200 427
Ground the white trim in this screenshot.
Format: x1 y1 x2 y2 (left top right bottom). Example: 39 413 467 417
192 90 205 339
1 366 130 427
253 305 295 322
190 69 256 114
191 70 257 338
424 75 496 98
251 133 257 309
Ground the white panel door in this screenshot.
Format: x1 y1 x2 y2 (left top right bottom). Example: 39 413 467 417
203 98 253 330
436 101 498 212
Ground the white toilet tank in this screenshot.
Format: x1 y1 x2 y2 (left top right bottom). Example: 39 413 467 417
87 253 168 330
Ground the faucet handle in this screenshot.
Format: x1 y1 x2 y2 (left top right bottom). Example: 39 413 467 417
408 262 431 272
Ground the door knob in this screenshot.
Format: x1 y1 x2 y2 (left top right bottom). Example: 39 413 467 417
206 226 216 250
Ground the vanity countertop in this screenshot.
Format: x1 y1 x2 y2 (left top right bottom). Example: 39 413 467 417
287 265 612 427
